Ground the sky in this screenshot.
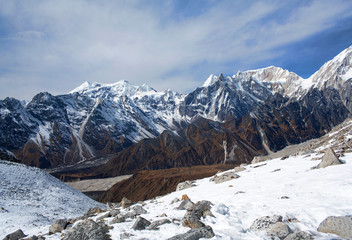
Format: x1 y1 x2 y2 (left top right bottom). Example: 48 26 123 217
1 0 352 100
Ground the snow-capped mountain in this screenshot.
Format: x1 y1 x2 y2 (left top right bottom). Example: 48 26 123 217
0 160 104 238
1 46 352 168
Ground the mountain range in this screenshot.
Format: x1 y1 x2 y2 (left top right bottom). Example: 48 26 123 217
1 46 352 174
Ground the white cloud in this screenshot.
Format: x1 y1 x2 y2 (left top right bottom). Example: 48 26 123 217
0 0 352 100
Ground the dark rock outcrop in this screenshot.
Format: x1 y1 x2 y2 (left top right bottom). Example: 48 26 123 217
3 229 26 240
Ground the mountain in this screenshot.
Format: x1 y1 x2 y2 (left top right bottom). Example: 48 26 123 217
1 46 352 169
0 160 104 238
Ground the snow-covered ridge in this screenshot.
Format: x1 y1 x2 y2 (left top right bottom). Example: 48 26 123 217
0 160 104 238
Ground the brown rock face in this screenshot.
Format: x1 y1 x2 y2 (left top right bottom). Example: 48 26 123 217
98 164 235 203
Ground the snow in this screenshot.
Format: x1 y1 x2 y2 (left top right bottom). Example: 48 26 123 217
341 67 352 81
0 161 105 238
202 74 218 87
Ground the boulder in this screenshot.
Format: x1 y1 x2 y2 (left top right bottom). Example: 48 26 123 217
283 231 313 240
96 212 111 222
121 197 133 209
317 215 352 239
177 199 195 210
166 225 215 240
120 232 134 240
234 166 246 172
315 148 343 169
131 205 147 215
3 229 27 240
176 181 196 191
131 216 151 230
62 219 110 240
182 200 214 228
268 222 291 239
170 197 180 204
148 218 172 230
110 215 126 224
210 172 239 184
250 215 283 231
84 207 103 218
49 219 68 234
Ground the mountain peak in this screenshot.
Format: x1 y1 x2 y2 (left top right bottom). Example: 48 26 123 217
202 74 218 87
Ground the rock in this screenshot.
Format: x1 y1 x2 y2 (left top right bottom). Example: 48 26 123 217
121 197 133 209
110 215 126 224
210 172 240 184
49 219 68 234
166 225 215 240
109 209 120 217
182 194 190 200
96 212 111 222
177 199 195 210
176 181 196 191
148 218 172 230
182 200 213 228
131 216 151 230
160 213 168 217
170 197 180 204
131 205 147 215
62 219 110 240
281 156 289 160
3 229 27 240
317 215 352 239
234 166 246 172
120 232 134 239
84 207 103 218
314 148 343 169
281 196 290 199
283 231 313 240
250 215 283 231
106 202 119 210
23 236 46 240
268 222 291 239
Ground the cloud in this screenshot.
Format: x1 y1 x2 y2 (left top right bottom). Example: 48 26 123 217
0 0 352 99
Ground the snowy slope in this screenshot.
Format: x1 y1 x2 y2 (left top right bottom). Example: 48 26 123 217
35 120 352 240
0 161 105 238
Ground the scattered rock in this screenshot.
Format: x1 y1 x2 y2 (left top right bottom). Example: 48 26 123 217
96 212 112 222
3 229 27 240
281 196 290 199
182 194 190 200
182 200 214 228
106 202 119 210
166 225 215 240
23 236 46 240
110 215 126 224
131 205 147 215
62 219 110 240
109 209 120 217
317 215 352 239
84 207 104 218
228 185 233 187
234 166 246 172
250 215 283 231
120 232 134 240
148 218 172 230
272 168 281 172
283 231 313 240
177 198 195 210
121 197 133 209
313 148 343 169
160 213 168 217
131 216 151 230
252 163 267 168
170 197 180 204
281 156 289 160
235 191 245 194
49 219 69 234
268 222 291 239
210 172 240 184
176 181 196 191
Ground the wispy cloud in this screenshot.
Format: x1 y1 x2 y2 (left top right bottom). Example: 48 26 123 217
0 0 352 100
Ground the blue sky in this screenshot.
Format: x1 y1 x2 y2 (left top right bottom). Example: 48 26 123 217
1 0 352 100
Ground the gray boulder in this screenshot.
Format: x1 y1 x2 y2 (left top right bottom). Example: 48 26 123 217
62 219 110 240
268 222 291 239
182 200 214 228
120 232 134 240
49 219 68 234
110 215 126 224
131 216 151 230
210 172 240 184
283 231 313 240
234 166 246 172
315 148 343 169
3 229 26 240
250 215 283 231
84 207 103 218
177 199 195 210
148 218 172 230
166 225 215 240
121 197 133 209
131 205 147 215
170 197 180 204
317 215 352 239
176 181 196 191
